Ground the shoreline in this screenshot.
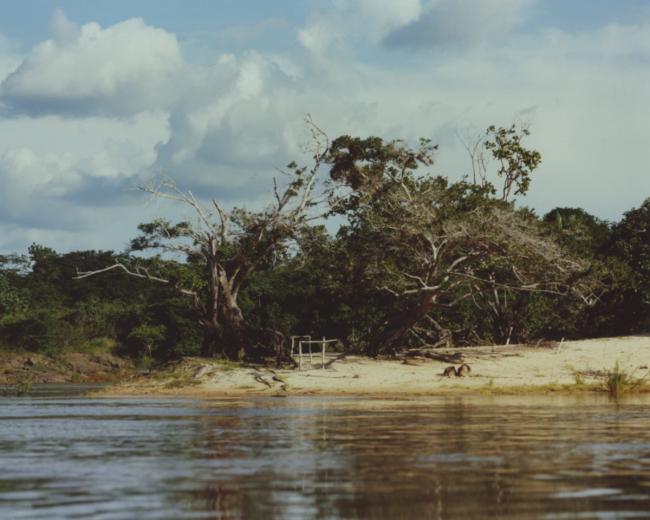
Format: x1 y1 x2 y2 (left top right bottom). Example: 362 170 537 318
94 335 650 398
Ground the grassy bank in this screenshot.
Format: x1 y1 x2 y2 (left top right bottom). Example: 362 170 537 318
0 350 134 386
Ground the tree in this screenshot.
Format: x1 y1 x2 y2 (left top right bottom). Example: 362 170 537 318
239 225 384 352
0 254 29 317
76 121 329 360
597 198 650 333
127 323 166 359
325 132 596 355
543 207 612 258
484 124 541 201
459 123 541 202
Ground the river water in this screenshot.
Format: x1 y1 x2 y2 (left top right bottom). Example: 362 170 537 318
2 387 650 519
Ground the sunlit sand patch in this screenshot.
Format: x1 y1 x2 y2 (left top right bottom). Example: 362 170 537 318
96 336 650 398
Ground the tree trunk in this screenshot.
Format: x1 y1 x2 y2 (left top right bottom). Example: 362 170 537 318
369 292 435 356
198 259 247 359
199 258 286 361
219 296 247 360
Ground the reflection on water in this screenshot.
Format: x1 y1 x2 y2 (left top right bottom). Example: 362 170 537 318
2 389 650 519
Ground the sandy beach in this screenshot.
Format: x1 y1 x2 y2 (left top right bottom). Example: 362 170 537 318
97 335 650 397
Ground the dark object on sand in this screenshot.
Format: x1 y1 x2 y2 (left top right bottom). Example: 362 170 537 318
442 366 457 377
456 364 471 377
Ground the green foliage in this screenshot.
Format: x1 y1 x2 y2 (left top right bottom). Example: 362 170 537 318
582 198 650 336
484 124 541 201
543 207 611 258
127 324 166 358
14 375 33 396
0 246 203 361
0 275 28 316
609 199 650 311
1 375 34 396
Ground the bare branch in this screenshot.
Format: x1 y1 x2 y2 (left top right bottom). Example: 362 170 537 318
74 262 198 298
449 270 574 297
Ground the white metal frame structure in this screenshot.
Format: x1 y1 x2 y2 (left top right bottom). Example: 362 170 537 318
292 336 339 370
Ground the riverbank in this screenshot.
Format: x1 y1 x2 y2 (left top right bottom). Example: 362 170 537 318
97 335 650 397
0 351 134 385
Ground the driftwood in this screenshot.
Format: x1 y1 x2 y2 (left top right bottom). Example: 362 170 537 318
405 349 464 364
253 374 272 388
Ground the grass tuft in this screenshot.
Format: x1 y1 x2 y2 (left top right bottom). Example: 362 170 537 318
604 362 645 397
0 375 33 397
14 375 33 395
573 372 585 386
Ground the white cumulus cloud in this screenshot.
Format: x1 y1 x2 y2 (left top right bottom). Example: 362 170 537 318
0 12 182 117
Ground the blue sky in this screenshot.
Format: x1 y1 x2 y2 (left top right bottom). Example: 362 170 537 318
0 0 648 252
2 1 648 44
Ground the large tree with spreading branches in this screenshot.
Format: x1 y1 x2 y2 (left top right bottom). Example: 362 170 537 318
324 129 598 355
76 121 329 361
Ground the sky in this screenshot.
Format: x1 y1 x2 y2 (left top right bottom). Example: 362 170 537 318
0 0 648 253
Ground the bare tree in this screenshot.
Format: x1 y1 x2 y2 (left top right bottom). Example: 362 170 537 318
456 126 488 187
76 119 329 360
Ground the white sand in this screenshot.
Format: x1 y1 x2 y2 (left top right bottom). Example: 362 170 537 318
104 336 650 397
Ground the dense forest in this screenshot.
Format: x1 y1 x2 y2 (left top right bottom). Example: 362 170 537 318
1 126 648 364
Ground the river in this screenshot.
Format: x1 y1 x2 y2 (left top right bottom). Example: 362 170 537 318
2 386 650 519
